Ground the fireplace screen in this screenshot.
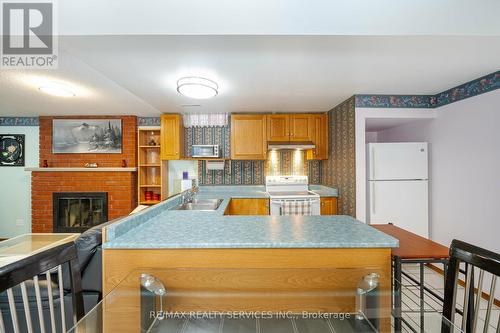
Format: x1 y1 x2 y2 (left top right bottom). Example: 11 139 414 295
53 192 108 233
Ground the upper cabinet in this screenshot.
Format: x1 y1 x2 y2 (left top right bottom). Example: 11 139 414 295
267 114 314 142
307 113 329 160
267 115 290 141
231 114 267 160
289 114 314 141
160 114 184 160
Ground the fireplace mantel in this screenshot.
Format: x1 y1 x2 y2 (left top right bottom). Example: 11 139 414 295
25 167 137 172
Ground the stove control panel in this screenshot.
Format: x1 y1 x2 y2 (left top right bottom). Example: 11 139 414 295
265 175 309 185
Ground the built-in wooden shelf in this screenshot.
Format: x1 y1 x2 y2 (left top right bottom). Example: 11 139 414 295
139 200 161 205
138 127 167 206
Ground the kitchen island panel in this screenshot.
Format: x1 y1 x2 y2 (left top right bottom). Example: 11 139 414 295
103 247 391 331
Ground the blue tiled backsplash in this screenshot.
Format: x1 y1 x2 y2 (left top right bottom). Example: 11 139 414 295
186 126 321 185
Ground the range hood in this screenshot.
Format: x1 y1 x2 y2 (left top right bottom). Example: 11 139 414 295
267 141 316 150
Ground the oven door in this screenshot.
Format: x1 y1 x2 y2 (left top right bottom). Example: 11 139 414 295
270 198 321 216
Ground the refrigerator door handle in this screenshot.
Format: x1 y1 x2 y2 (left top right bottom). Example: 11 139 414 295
371 182 376 215
371 145 376 180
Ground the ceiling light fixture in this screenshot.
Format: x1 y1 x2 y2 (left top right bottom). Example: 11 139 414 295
38 82 76 97
177 77 218 99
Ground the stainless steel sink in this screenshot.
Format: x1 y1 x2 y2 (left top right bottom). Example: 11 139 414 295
172 199 223 211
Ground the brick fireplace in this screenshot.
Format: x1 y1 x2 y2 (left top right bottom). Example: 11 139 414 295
31 116 137 233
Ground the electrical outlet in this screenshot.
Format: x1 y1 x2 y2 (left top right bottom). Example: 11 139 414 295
15 219 24 226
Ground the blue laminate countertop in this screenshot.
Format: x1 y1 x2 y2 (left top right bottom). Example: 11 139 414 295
309 185 339 197
104 186 397 250
197 185 338 198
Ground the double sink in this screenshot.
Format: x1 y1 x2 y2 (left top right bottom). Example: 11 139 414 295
172 198 223 211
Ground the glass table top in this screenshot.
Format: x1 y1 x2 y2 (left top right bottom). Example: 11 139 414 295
68 268 463 333
0 233 79 268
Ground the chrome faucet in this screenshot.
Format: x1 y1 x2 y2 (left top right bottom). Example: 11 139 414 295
181 184 199 204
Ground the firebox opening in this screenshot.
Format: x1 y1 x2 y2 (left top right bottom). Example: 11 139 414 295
53 192 108 233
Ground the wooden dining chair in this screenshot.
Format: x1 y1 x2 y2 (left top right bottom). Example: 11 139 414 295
0 241 84 333
442 239 500 333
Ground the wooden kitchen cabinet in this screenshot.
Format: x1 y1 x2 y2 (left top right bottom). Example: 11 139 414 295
267 114 314 142
307 113 329 160
160 114 184 160
320 197 338 215
231 114 267 160
267 115 290 141
224 198 270 215
289 114 314 141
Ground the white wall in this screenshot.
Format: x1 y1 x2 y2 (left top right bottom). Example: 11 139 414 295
0 126 39 238
355 108 437 221
168 160 198 195
377 90 500 256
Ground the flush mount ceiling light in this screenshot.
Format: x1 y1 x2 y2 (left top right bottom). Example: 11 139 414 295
177 77 218 99
38 82 76 97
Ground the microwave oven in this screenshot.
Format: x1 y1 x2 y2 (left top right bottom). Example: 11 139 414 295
192 145 221 158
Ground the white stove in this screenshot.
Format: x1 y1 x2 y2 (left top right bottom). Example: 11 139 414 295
266 176 320 215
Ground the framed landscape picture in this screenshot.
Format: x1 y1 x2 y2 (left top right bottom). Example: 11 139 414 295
52 119 123 154
0 134 25 166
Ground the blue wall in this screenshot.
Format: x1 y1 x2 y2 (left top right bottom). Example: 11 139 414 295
0 126 39 237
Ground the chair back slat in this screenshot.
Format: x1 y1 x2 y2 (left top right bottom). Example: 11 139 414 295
20 282 34 333
472 268 484 332
442 239 500 333
6 288 20 333
461 265 473 330
45 271 57 333
483 276 497 333
0 308 5 332
33 275 46 333
58 265 67 332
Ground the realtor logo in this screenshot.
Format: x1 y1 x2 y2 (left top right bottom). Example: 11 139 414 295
1 0 58 68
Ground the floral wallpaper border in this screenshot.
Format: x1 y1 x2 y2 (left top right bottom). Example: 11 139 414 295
355 95 434 108
433 71 500 107
0 117 39 126
355 70 499 108
137 117 161 126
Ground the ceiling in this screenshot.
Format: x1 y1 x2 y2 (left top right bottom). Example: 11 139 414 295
1 35 500 116
58 0 500 36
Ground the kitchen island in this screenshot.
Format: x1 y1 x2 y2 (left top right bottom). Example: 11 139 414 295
102 186 398 332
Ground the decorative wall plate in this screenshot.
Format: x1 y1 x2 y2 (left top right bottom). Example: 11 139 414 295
0 134 25 166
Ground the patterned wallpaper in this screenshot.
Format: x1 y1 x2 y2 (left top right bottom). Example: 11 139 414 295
185 126 231 158
0 117 39 126
137 117 161 126
198 160 265 185
355 95 434 108
433 71 499 107
321 96 356 217
187 125 321 185
354 70 499 108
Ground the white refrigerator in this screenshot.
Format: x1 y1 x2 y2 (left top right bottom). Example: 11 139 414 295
367 142 429 238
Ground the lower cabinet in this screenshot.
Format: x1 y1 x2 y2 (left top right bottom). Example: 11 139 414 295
224 198 270 215
320 197 338 215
